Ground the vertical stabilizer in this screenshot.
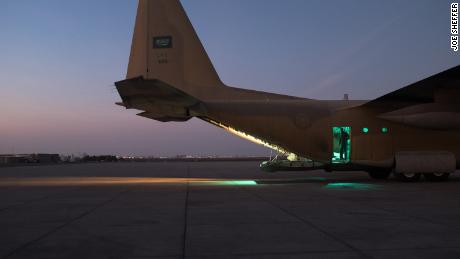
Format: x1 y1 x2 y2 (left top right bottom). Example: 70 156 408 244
127 0 224 98
127 0 148 80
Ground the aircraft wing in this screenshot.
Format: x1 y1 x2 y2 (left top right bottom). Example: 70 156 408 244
362 65 460 113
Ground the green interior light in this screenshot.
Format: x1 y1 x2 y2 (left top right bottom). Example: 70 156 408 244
381 127 389 134
362 128 369 133
331 127 351 164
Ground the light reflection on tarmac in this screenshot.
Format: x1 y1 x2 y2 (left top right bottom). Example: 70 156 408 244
0 177 258 187
1 162 460 258
0 176 382 190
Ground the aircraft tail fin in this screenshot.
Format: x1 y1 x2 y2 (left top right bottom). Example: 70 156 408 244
127 0 224 99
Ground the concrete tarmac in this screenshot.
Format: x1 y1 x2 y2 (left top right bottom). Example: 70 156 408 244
1 162 460 259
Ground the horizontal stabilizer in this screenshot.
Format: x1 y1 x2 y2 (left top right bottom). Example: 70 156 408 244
137 111 191 123
115 77 200 122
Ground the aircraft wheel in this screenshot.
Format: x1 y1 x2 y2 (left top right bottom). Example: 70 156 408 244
367 170 391 180
424 173 450 182
394 172 421 182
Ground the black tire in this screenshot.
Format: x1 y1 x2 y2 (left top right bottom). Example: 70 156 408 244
424 173 450 182
394 172 422 182
367 170 392 180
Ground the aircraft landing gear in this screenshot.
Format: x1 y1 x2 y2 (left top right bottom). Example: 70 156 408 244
394 172 422 182
424 173 450 182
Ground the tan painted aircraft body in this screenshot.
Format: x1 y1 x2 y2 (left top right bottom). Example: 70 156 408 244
116 0 460 181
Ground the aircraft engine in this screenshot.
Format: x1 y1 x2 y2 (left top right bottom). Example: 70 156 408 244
379 103 460 130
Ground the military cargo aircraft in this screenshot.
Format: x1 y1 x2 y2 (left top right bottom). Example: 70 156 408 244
116 0 460 182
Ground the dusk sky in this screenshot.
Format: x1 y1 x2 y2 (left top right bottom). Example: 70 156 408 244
1 0 458 156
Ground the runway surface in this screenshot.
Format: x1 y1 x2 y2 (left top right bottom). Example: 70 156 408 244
1 162 460 259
